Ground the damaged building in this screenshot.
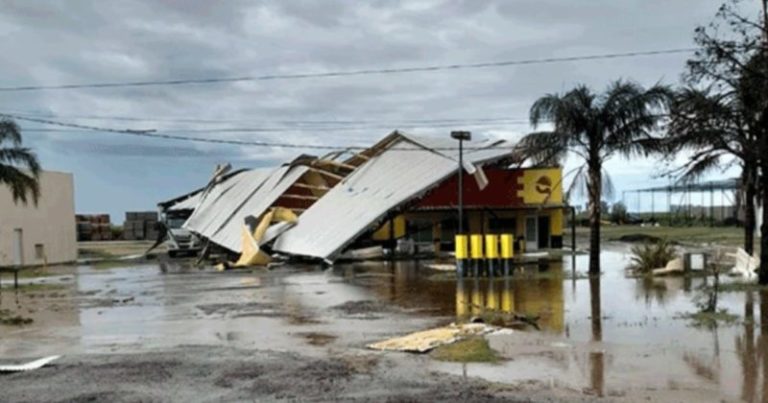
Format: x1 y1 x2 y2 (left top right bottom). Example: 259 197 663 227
158 131 565 264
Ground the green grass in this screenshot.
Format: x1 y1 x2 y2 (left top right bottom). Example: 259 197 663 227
431 337 499 363
567 225 750 247
18 268 64 278
0 282 66 292
78 248 116 259
677 309 739 328
706 282 768 293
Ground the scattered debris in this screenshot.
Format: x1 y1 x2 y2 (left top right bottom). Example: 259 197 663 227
424 263 456 272
652 257 684 276
367 323 498 353
339 246 385 261
728 248 759 280
0 355 61 372
219 207 298 270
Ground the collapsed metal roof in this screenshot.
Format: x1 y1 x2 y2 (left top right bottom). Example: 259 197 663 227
272 132 513 261
186 166 313 252
179 157 348 253
165 192 201 211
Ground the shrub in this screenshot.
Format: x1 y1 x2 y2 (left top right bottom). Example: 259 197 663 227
629 239 677 273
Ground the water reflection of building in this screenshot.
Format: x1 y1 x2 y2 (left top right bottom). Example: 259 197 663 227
455 271 565 333
335 261 565 333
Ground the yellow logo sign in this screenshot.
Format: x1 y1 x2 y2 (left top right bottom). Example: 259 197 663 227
535 176 552 195
518 168 562 205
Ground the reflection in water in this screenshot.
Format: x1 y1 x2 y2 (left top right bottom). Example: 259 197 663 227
589 276 604 397
336 257 768 400
736 289 768 402
738 291 757 402
454 273 564 331
762 290 768 403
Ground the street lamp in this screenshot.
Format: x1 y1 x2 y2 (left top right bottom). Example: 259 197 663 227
451 130 471 276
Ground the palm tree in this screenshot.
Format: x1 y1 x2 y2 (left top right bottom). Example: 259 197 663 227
0 118 41 205
666 87 760 254
517 81 670 274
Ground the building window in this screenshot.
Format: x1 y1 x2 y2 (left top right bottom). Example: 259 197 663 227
35 244 45 260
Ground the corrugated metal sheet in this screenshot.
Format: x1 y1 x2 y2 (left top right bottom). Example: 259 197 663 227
183 165 308 253
167 192 201 211
273 134 511 261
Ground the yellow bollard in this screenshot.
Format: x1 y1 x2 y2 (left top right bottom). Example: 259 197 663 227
500 234 514 259
485 234 499 259
455 235 469 259
470 234 484 259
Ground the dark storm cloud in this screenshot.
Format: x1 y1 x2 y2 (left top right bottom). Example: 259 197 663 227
0 0 758 216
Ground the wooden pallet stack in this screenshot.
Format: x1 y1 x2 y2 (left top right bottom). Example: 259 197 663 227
75 214 112 241
123 211 159 241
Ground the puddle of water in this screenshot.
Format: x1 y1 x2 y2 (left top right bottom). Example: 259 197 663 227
2 249 766 401
331 249 768 401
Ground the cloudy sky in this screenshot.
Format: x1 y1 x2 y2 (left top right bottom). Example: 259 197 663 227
0 0 758 219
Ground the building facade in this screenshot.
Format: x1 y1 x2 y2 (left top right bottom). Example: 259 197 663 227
0 171 77 267
372 167 565 253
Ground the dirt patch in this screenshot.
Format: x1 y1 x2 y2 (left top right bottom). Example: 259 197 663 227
0 309 34 326
297 332 337 346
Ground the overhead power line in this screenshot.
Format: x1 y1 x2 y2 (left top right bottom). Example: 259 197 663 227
0 48 696 92
6 110 532 125
0 113 518 151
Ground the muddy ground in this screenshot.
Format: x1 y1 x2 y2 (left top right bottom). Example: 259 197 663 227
0 244 760 402
2 345 593 403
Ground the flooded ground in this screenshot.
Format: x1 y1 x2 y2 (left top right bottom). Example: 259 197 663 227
0 244 764 401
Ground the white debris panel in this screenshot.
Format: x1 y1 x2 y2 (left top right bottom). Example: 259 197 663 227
183 165 308 253
273 133 512 261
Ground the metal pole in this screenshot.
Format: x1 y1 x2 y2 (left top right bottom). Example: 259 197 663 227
667 187 672 226
571 206 577 275
710 184 715 227
451 131 471 276
458 138 464 237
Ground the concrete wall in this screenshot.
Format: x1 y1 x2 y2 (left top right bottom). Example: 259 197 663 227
0 171 77 266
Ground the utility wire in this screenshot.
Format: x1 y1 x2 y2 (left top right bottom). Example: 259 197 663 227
1 113 519 151
4 110 532 125
0 48 696 92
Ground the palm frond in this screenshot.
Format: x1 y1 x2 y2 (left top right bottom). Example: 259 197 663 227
602 169 615 200
0 147 41 176
602 81 672 158
0 165 40 205
565 164 588 202
0 119 22 145
675 152 726 184
515 131 568 166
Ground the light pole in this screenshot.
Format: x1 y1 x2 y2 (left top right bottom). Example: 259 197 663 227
451 130 471 276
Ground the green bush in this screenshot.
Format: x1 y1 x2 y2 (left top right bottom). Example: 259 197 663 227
629 239 678 273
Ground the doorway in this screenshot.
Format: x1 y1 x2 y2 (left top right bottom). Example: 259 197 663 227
537 215 551 249
13 228 24 266
525 216 538 251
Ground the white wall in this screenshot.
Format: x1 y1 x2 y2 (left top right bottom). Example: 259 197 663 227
0 171 77 266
